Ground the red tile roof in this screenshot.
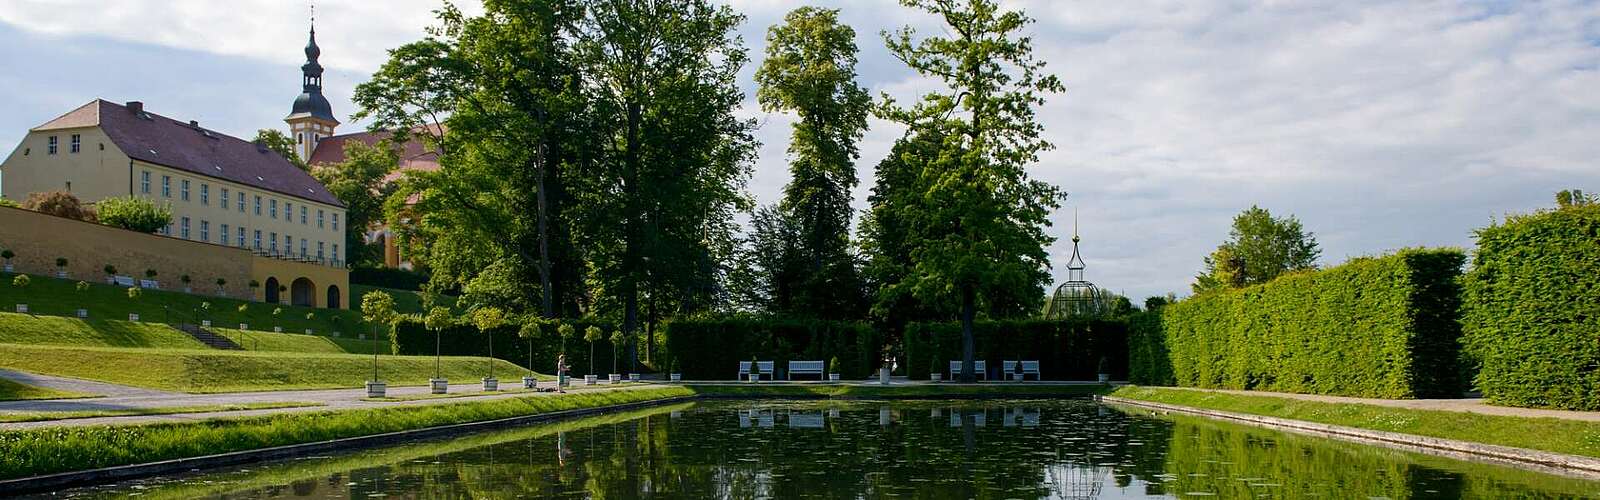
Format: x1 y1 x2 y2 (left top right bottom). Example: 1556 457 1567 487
46 100 343 207
308 125 443 182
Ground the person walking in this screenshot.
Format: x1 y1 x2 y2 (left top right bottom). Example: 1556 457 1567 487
555 353 570 393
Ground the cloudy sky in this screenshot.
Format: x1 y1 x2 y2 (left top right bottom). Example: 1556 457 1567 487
2 0 1597 301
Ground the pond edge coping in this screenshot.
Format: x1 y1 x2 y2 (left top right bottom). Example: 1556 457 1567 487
1100 394 1600 480
0 394 696 496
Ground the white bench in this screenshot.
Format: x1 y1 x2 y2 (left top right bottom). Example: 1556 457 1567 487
948 360 988 380
738 361 775 380
788 360 825 380
1001 360 1041 380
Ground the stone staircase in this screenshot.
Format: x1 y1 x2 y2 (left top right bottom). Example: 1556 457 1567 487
176 324 244 350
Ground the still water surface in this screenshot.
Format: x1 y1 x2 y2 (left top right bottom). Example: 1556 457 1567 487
51 399 1600 499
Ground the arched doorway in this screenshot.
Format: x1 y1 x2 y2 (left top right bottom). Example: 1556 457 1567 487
291 277 317 307
327 285 341 309
264 277 281 304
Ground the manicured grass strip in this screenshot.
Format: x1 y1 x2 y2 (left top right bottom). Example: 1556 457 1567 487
0 312 204 349
0 386 693 480
1110 386 1600 459
0 343 533 393
364 385 572 402
0 402 324 423
685 383 1112 398
214 329 354 354
0 272 370 335
0 378 91 401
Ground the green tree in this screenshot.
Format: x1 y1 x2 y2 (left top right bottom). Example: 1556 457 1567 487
312 140 398 268
362 290 398 383
1192 205 1320 293
253 129 308 171
583 325 602 376
517 321 542 380
753 6 872 318
877 0 1066 382
609 328 625 374
424 306 453 379
472 306 506 380
1556 189 1597 209
96 196 172 233
557 322 575 355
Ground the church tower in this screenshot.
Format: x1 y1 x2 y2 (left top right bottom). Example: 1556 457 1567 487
285 18 338 163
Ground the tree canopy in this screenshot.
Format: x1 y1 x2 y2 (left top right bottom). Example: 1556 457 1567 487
1192 205 1320 293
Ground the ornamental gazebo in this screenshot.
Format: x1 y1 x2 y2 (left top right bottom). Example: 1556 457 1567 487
1042 216 1115 319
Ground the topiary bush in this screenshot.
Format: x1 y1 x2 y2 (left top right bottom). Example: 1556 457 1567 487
96 196 172 233
1463 204 1600 410
1162 248 1466 399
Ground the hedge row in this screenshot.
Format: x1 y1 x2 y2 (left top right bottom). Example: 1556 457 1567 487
662 318 882 380
1463 205 1600 410
391 318 625 376
1161 248 1466 399
351 267 430 292
903 319 1129 381
1127 311 1173 385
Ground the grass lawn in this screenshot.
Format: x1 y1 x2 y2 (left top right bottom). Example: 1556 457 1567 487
1109 386 1600 460
0 378 91 401
350 284 459 315
0 343 534 393
0 386 694 480
0 402 323 423
0 312 205 349
685 383 1112 398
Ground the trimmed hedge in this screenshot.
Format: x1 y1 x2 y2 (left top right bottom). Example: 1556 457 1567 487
1463 205 1600 410
903 319 1129 381
1127 311 1173 385
663 318 881 380
392 318 621 376
1162 248 1466 399
350 267 430 292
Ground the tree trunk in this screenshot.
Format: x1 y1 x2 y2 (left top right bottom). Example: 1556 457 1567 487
960 283 976 383
622 99 642 376
535 135 555 319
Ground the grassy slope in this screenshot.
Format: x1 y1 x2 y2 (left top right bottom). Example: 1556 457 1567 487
0 386 694 480
0 344 534 393
0 272 368 335
1110 386 1600 459
0 312 204 349
0 378 90 401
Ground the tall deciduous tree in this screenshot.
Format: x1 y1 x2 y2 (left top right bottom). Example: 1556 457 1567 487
311 140 397 268
253 129 308 171
878 0 1066 382
754 7 871 318
1192 205 1320 293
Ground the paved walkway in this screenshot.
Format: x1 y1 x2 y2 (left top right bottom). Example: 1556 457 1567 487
1159 386 1600 422
0 369 176 398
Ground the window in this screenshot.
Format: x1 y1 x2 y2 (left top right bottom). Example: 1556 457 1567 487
140 171 151 194
297 133 303 145
162 176 171 197
200 220 209 241
70 134 80 154
300 239 308 257
269 232 277 253
286 235 293 253
238 227 247 247
254 195 262 215
180 217 191 239
162 224 171 236
333 244 339 264
270 199 277 218
317 210 325 228
285 202 292 221
47 136 57 155
220 188 229 209
317 241 325 260
237 191 245 212
332 213 339 231
254 230 262 250
300 206 308 225
220 223 229 244
181 180 190 201
200 184 209 205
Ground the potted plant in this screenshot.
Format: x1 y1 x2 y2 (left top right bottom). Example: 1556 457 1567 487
11 274 30 313
199 301 212 327
1097 356 1111 384
928 355 941 382
608 329 624 383
361 290 397 398
248 279 260 301
828 356 842 382
472 307 506 391
103 265 118 284
424 306 453 394
126 286 142 321
669 357 682 382
143 268 158 289
304 312 315 334
748 355 761 383
271 307 283 332
583 325 602 385
1013 359 1025 382
215 277 227 297
74 280 90 317
277 285 288 305
518 322 542 389
54 257 68 278
180 274 192 293
557 323 576 387
237 303 249 330
1 249 14 272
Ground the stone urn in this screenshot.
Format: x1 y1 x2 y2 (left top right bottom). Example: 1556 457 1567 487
482 377 499 391
523 376 538 389
366 380 386 398
430 378 449 394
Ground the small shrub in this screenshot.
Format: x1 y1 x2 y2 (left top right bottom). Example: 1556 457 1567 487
21 190 93 221
103 265 117 276
11 274 29 288
96 196 172 233
126 287 142 300
74 281 90 293
0 198 17 208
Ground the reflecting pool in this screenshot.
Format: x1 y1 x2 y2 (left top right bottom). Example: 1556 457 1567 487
49 399 1600 499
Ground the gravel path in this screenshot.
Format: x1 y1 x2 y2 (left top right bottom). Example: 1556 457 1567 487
1160 387 1600 422
0 369 176 399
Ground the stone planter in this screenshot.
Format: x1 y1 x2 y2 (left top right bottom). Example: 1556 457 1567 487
829 373 841 381
201 320 211 327
1097 373 1110 383
182 287 192 294
482 377 499 391
76 309 88 318
305 329 313 335
584 375 597 386
748 373 760 383
1011 373 1024 382
56 271 68 279
522 376 538 389
879 367 891 385
14 304 27 313
670 373 682 382
128 313 140 322
366 381 386 398
430 378 449 394
4 264 13 272
239 323 248 330
273 327 282 333
608 374 622 384
929 373 942 382
629 373 641 382
332 332 340 338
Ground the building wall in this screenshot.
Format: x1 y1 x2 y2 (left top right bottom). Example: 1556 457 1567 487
0 205 348 308
0 126 131 203
128 160 346 266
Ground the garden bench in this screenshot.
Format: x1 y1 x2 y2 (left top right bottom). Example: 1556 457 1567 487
948 360 988 380
788 360 825 380
1000 360 1041 380
738 361 775 380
